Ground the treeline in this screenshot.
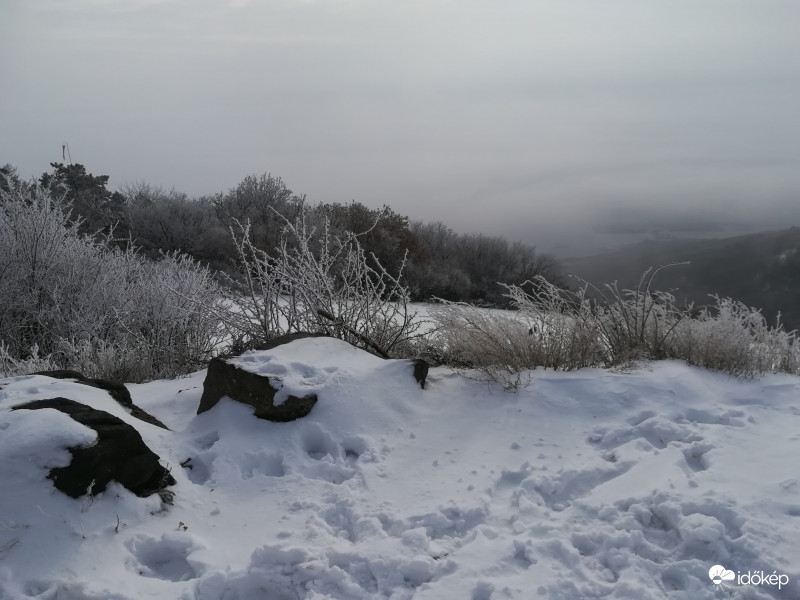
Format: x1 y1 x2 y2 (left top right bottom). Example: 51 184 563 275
5 162 798 386
1 163 564 305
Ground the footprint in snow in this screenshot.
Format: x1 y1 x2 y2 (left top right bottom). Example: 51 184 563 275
297 423 367 484
182 455 212 485
517 462 635 511
126 533 205 582
240 450 285 479
289 362 317 378
193 431 220 451
679 408 746 427
681 442 713 472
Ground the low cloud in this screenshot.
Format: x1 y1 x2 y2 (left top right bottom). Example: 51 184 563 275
2 0 798 253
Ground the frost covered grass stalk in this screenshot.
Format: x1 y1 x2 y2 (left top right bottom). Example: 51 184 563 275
0 178 222 382
426 302 536 389
217 209 423 358
0 342 59 378
503 278 602 370
568 263 691 365
668 297 800 378
429 268 800 386
427 278 600 389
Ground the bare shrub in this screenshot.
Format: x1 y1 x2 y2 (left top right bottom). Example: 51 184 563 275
217 210 422 358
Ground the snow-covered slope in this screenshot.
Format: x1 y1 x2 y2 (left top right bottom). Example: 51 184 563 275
1 337 798 599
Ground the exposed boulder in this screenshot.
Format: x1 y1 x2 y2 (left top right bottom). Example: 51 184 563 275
198 333 429 422
198 333 321 422
12 397 175 499
34 370 168 429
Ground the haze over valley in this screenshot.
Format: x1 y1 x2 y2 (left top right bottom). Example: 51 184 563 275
3 0 799 263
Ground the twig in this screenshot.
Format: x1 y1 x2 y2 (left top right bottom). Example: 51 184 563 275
0 538 19 555
316 308 390 358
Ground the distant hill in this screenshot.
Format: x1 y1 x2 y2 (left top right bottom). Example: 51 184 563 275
562 226 800 331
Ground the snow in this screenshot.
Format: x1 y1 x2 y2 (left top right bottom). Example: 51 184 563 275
1 337 799 599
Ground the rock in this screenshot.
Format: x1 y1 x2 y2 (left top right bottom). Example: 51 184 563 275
409 358 429 389
248 331 325 352
198 332 429 421
34 370 168 429
198 338 319 422
198 333 334 421
12 397 176 499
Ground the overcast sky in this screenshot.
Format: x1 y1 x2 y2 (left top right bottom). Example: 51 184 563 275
2 0 799 251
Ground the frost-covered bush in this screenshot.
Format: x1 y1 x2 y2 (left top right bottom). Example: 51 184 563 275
0 342 60 378
428 277 601 388
569 265 690 365
426 302 537 389
429 265 800 387
504 278 602 370
0 179 221 381
218 210 421 358
668 297 800 378
429 266 689 387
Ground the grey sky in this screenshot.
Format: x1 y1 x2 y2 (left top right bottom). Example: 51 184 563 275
2 0 799 252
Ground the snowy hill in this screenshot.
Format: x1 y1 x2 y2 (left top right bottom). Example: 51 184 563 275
562 226 800 331
1 337 798 599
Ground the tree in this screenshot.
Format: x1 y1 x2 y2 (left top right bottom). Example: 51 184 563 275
0 164 21 195
405 221 565 305
213 174 304 254
406 221 471 301
39 163 128 243
122 181 231 269
318 201 420 277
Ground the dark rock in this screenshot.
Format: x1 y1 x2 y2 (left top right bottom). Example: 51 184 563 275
198 356 318 422
226 331 325 356
34 370 168 429
409 359 429 389
198 332 325 422
249 331 327 351
12 398 175 499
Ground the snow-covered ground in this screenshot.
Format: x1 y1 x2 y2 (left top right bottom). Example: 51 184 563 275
1 337 799 599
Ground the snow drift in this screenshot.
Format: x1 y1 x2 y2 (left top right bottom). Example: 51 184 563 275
0 337 798 599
